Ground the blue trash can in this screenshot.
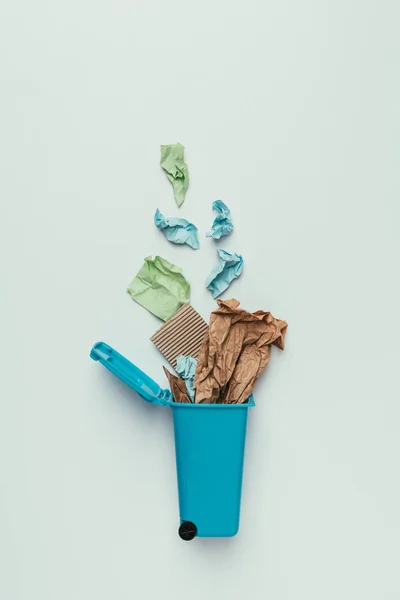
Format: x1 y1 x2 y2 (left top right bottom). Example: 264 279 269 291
90 342 255 540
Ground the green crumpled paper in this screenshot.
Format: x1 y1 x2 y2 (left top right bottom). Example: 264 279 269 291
127 256 190 321
160 143 189 207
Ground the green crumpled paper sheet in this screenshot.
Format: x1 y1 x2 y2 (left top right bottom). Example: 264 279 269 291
160 143 189 207
127 255 190 321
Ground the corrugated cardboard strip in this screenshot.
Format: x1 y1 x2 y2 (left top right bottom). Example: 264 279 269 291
151 303 208 369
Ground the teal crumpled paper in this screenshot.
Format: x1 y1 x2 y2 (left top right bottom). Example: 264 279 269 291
160 143 189 207
206 200 234 239
205 249 243 299
176 355 198 401
154 209 199 250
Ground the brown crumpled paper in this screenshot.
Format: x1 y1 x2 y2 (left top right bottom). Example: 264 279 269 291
163 366 191 403
193 299 288 404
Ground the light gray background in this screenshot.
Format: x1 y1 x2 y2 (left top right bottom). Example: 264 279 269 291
1 0 399 598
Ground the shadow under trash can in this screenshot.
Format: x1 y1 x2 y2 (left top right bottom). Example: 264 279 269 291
90 341 254 540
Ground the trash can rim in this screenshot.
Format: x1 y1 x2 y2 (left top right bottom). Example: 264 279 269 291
170 395 255 408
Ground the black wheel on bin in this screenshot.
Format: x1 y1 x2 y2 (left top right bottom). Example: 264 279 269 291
178 521 197 541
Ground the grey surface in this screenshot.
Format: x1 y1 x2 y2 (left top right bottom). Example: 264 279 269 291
1 0 400 598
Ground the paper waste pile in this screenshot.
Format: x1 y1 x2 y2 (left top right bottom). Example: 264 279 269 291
126 142 287 403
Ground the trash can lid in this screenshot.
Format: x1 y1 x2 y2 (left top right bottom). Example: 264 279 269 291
90 342 172 406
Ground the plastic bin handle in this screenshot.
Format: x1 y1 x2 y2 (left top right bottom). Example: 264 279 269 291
90 342 172 406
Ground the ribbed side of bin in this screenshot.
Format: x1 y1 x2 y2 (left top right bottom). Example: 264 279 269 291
172 398 254 537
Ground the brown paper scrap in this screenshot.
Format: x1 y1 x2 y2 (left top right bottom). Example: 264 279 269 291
163 367 191 403
194 299 288 404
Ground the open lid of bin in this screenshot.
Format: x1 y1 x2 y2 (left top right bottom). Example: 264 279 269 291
90 342 172 406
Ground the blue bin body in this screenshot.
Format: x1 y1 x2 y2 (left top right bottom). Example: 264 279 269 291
90 342 254 538
172 400 253 536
